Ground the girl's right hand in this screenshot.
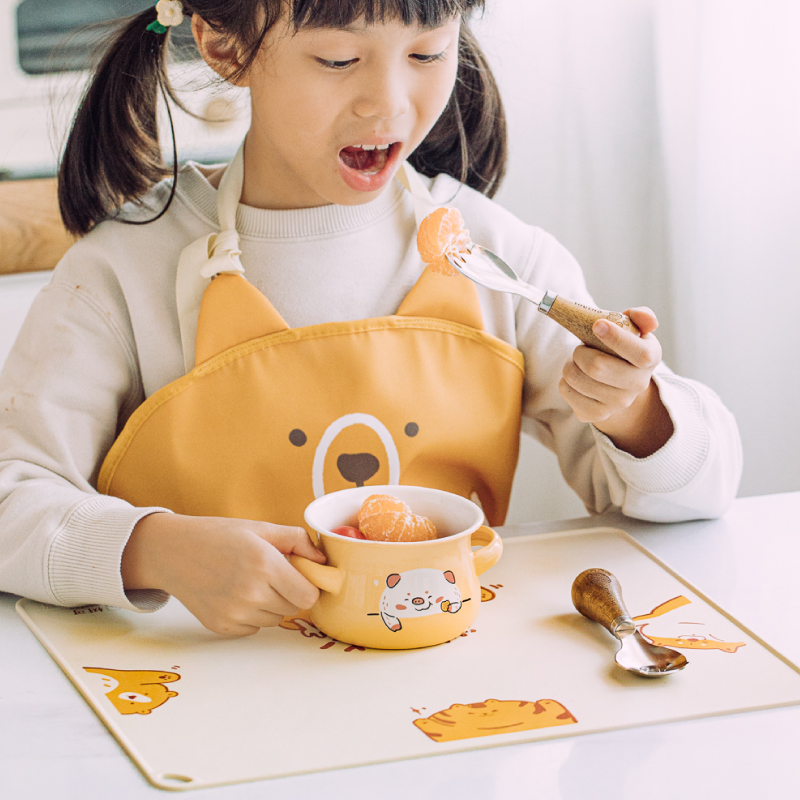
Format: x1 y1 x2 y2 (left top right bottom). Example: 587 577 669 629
121 512 326 636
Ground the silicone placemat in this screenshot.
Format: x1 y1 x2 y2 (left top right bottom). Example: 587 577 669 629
17 527 800 791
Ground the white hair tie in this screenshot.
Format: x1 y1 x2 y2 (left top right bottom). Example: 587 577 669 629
146 0 184 34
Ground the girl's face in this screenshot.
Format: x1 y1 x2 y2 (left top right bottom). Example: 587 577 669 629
238 15 461 209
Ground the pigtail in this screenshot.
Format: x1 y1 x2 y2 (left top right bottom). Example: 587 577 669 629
58 10 178 236
409 22 506 198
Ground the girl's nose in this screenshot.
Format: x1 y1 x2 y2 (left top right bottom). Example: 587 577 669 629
353 71 410 120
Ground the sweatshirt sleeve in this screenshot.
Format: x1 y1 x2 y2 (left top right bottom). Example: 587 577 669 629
514 229 743 522
0 264 170 611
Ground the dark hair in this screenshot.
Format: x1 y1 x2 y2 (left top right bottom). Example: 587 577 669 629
58 0 506 236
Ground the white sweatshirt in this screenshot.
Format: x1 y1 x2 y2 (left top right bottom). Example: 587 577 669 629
0 164 742 613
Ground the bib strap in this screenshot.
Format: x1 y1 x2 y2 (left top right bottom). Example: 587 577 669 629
395 162 438 228
176 141 246 372
175 140 475 371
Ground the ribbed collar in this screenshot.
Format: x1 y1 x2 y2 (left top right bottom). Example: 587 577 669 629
176 161 406 240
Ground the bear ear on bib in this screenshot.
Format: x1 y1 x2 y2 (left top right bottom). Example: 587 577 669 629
395 162 485 331
194 274 290 365
395 267 485 331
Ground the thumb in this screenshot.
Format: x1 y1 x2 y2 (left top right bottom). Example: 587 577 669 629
254 524 327 563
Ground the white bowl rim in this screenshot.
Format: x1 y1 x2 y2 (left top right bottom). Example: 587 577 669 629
304 485 484 545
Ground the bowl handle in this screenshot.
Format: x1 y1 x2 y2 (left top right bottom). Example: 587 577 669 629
470 525 503 576
288 555 345 595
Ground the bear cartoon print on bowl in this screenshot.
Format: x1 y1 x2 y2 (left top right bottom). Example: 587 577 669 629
293 485 503 650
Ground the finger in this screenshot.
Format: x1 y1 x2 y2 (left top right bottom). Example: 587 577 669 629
190 598 293 636
198 615 260 638
625 306 659 336
256 524 327 563
240 608 286 630
558 377 611 423
563 356 636 412
217 625 259 637
259 543 321 610
592 319 662 370
250 586 303 618
570 347 650 395
563 359 631 405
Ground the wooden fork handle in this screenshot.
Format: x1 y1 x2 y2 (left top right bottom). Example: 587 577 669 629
540 293 640 357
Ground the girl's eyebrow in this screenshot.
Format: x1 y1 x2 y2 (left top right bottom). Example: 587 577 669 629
326 25 370 35
302 19 451 34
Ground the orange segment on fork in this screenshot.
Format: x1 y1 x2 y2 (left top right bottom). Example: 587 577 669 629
416 207 471 276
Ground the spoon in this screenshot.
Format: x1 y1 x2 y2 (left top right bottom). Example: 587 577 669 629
446 245 640 357
571 568 688 678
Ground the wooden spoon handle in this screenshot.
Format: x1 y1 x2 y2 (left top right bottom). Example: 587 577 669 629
571 568 632 634
541 294 640 356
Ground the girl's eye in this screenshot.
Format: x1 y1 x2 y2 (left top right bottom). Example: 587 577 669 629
411 51 447 64
316 58 358 70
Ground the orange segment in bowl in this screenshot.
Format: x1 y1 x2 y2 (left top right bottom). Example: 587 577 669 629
332 525 367 539
416 207 471 277
357 494 438 542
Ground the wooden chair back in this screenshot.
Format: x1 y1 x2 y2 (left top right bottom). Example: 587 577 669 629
0 178 74 275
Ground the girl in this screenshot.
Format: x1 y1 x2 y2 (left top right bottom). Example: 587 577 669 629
0 0 741 636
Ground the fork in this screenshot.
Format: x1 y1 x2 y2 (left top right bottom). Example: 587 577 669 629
447 244 640 357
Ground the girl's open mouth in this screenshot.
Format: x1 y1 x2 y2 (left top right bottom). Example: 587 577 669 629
338 142 401 192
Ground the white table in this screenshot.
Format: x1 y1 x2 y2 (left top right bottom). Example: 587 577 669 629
2 492 798 799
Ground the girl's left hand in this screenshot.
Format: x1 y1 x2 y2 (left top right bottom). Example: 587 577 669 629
558 307 674 458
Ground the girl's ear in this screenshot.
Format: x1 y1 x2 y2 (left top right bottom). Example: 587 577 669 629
192 15 249 86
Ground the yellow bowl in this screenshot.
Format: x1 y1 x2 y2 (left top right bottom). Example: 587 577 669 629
291 485 503 650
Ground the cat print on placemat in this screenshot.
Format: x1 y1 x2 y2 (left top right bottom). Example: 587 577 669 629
634 596 746 653
83 667 180 715
413 698 577 743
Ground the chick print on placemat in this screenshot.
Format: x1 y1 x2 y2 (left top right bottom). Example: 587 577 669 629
83 667 180 715
413 699 577 743
455 584 504 638
480 583 503 602
633 596 746 653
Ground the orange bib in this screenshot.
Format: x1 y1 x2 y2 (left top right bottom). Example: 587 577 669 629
97 154 524 526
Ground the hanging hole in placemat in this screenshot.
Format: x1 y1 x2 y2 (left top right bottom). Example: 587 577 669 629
160 773 194 785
